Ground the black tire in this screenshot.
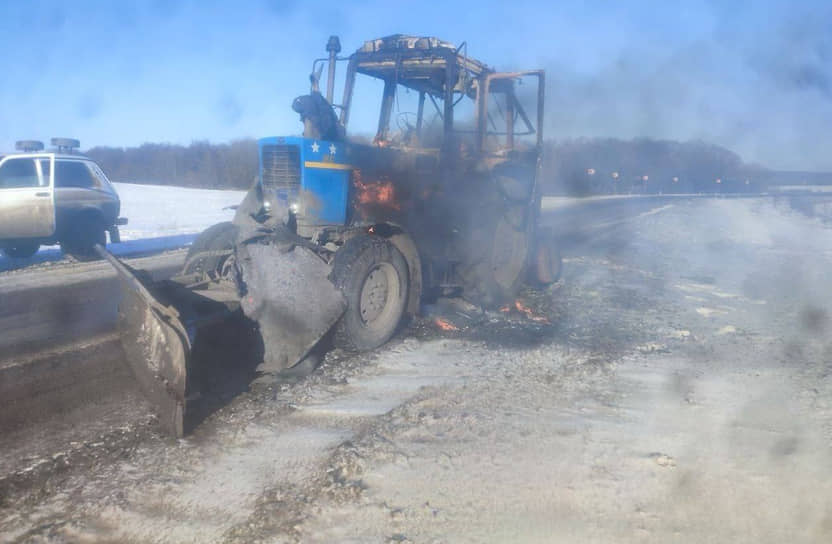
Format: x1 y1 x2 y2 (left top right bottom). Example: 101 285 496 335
457 213 529 308
451 166 536 308
492 161 535 202
60 214 106 260
330 235 409 352
182 221 236 276
454 175 531 308
1 242 39 259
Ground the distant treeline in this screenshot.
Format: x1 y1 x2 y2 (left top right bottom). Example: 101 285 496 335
87 137 770 195
87 140 258 190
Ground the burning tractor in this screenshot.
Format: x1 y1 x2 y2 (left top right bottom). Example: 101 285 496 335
99 34 559 436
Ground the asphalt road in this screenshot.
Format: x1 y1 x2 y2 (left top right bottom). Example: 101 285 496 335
0 250 187 359
0 251 186 432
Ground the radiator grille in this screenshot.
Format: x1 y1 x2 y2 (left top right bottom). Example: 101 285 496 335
261 144 301 192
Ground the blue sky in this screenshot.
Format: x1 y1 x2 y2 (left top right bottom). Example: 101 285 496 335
1 1 830 170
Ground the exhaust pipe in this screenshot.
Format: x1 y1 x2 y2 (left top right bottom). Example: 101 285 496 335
325 35 341 104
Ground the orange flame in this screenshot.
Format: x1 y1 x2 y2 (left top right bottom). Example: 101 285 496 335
434 317 459 331
513 299 550 324
353 170 400 211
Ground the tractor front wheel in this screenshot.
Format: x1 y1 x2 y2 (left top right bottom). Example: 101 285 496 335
330 235 409 352
182 221 237 276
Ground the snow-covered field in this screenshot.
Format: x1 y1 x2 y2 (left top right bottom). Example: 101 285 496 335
113 182 245 240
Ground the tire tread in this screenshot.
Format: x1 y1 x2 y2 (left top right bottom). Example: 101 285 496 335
330 235 408 352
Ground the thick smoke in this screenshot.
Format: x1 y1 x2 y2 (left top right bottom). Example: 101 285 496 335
541 5 832 172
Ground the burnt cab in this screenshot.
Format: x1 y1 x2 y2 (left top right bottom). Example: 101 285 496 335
0 139 126 258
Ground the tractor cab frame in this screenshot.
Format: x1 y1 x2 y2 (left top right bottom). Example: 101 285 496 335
315 35 544 160
306 35 550 303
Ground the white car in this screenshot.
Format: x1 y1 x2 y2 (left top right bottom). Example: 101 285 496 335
0 139 127 258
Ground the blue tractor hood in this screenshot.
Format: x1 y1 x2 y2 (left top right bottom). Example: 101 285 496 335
258 136 351 227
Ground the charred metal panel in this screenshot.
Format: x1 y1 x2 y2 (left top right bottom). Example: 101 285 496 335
99 244 244 437
96 246 192 437
237 241 346 372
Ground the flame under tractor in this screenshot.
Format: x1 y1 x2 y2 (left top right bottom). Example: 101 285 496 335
98 35 560 436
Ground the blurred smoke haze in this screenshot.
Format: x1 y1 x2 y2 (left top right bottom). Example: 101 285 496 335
0 1 830 171
543 3 832 171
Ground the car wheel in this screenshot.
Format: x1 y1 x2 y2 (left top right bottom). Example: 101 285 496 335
61 214 105 260
1 242 39 259
330 235 409 352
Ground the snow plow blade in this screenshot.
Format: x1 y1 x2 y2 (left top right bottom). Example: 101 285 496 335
96 239 346 438
95 245 221 438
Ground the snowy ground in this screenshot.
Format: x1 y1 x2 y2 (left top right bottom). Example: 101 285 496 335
2 197 831 543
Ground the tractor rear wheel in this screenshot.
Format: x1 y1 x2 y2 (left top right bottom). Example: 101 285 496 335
182 221 236 276
527 233 562 287
457 203 530 308
330 235 409 352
